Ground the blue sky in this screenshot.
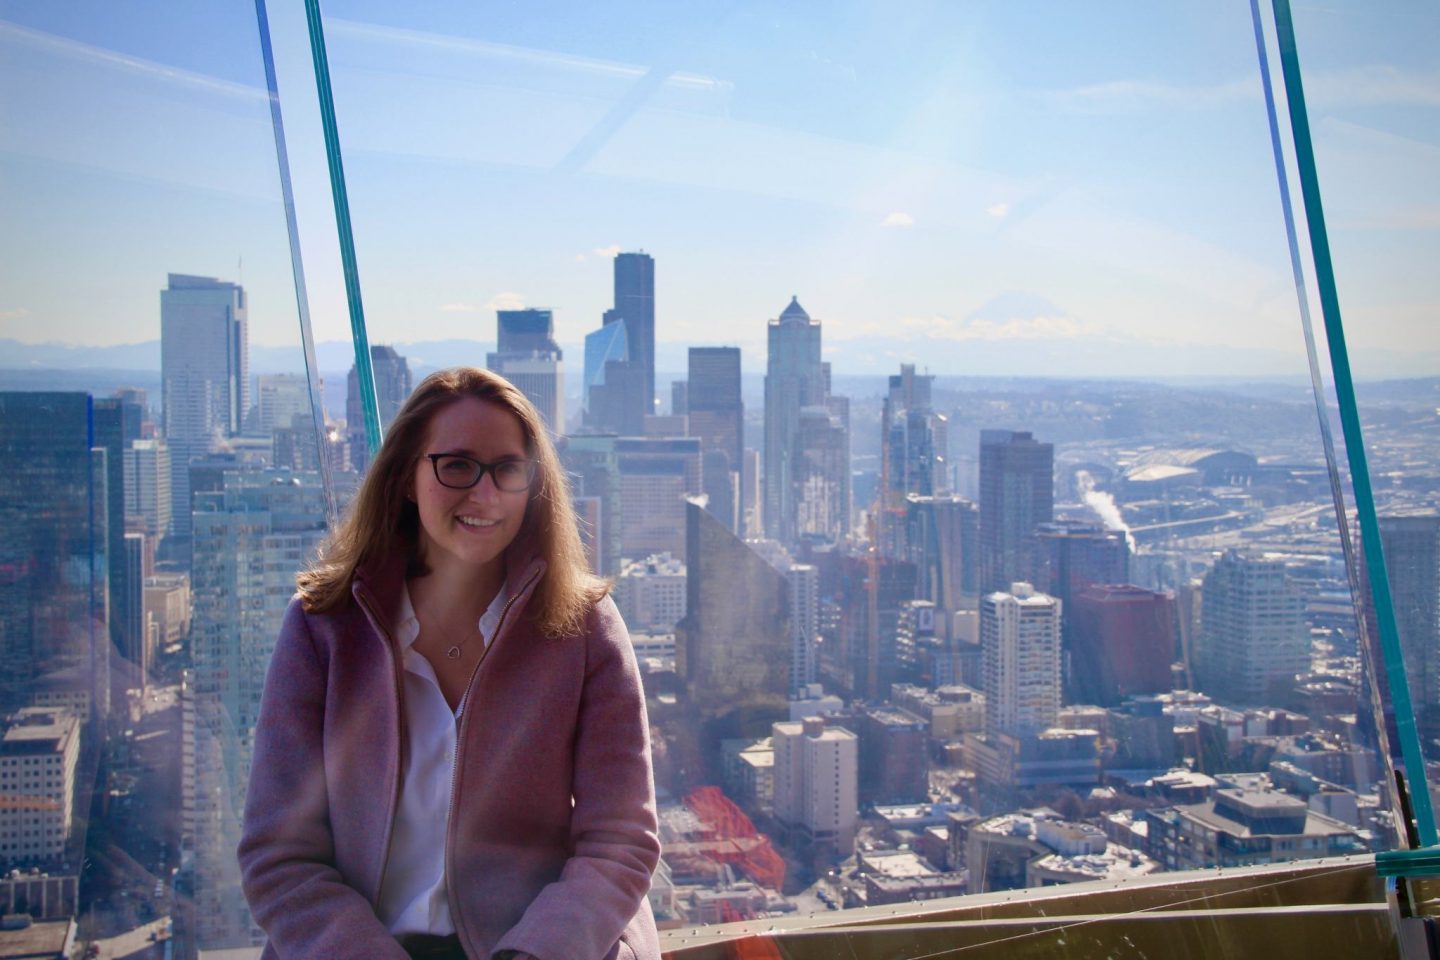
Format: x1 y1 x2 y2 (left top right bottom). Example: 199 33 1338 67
1 0 1438 377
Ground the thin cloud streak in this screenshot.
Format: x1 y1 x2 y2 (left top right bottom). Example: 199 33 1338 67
327 18 729 94
0 19 265 102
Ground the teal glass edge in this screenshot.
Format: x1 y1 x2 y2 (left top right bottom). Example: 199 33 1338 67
1270 0 1437 847
304 0 382 459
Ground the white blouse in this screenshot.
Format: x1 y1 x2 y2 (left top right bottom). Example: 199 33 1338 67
377 579 510 935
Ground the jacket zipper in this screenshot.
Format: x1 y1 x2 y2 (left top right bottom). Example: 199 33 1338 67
444 563 543 952
355 587 409 914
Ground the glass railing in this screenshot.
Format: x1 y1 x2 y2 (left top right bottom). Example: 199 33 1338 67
0 2 334 955
1 0 1436 957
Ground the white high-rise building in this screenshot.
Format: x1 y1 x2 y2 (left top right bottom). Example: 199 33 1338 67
160 273 247 548
787 563 819 694
0 708 81 864
252 373 315 436
1194 551 1308 707
614 553 687 633
123 438 171 539
772 716 858 860
981 582 1061 738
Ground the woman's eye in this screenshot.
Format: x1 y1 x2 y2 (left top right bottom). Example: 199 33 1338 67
439 459 473 476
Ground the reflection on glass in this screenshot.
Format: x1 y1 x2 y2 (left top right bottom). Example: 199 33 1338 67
1 1 331 955
0 0 1436 956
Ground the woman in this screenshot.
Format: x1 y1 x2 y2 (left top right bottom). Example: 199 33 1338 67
239 367 660 960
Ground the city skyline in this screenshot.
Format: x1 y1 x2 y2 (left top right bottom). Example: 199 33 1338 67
3 3 1439 379
4 0 1440 950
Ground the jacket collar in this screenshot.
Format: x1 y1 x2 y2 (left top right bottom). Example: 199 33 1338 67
351 549 547 643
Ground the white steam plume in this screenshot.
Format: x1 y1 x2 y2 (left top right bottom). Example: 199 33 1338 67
1075 470 1136 552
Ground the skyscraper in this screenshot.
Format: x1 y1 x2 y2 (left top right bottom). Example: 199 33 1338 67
771 716 858 863
614 252 655 409
560 435 622 577
788 563 819 694
763 297 827 545
615 437 702 561
884 364 948 497
978 430 1054 594
0 393 111 721
345 344 412 472
582 316 628 415
688 347 743 533
1026 519 1130 690
1193 551 1308 707
123 439 172 540
1377 515 1440 750
1069 584 1176 706
488 310 563 436
93 396 144 663
676 500 791 721
160 273 247 561
253 373 315 438
186 467 327 949
981 582 1061 739
906 495 979 613
1027 521 1130 608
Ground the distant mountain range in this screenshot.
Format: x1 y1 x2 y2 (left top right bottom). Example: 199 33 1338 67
2 336 1436 391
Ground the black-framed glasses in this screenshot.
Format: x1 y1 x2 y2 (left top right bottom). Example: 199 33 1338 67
425 454 536 492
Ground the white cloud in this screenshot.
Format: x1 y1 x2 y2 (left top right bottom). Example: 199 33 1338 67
593 245 621 257
881 211 915 228
986 202 1010 218
574 254 588 262
486 291 527 311
439 303 480 313
0 308 32 322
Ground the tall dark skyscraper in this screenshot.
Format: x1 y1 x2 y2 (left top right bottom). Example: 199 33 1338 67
614 252 655 410
347 344 413 472
978 430 1054 594
688 347 743 533
93 397 145 665
1378 515 1440 751
161 274 247 562
0 393 111 721
1026 519 1130 686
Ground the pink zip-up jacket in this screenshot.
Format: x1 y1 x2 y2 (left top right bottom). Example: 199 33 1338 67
238 554 661 959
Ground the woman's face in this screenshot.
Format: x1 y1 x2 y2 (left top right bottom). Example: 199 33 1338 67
411 396 531 579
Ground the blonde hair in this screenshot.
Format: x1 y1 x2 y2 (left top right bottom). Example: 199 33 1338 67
297 366 606 637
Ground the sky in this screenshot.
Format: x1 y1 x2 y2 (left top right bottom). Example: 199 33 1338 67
1 0 1438 378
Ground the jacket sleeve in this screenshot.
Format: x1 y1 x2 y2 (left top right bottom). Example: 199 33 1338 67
237 598 410 959
492 597 660 960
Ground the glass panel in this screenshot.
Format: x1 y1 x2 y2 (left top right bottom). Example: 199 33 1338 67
6 0 1432 957
273 0 1440 945
1281 0 1440 838
0 1 334 955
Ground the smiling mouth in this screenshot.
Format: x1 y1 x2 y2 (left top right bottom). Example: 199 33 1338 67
457 516 502 528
